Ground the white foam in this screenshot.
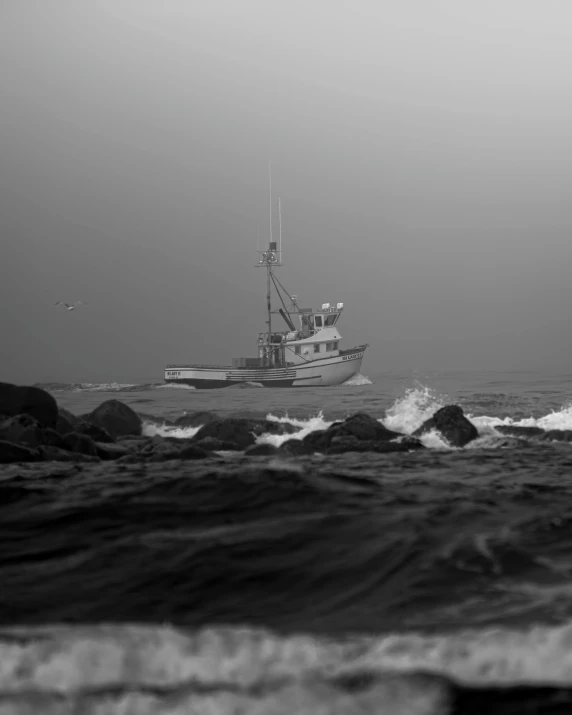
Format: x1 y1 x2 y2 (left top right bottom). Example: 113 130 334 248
342 372 373 386
142 422 202 439
73 382 138 392
258 412 333 447
382 386 448 436
154 383 196 390
473 403 572 434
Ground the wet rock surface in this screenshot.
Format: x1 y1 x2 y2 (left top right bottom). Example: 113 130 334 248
412 404 479 448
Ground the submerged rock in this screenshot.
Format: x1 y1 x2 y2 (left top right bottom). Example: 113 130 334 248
0 382 58 427
412 405 479 448
191 418 297 451
85 400 142 439
303 412 401 451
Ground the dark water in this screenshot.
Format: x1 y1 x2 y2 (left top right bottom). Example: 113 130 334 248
4 370 572 713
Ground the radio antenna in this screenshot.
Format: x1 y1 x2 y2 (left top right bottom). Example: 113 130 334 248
278 196 282 262
268 161 273 244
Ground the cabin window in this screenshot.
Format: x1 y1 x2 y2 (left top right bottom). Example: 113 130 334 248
326 342 332 351
333 341 339 350
325 314 337 326
294 345 301 355
314 315 323 327
314 343 321 353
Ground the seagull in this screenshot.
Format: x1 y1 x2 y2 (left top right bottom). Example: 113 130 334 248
54 301 88 311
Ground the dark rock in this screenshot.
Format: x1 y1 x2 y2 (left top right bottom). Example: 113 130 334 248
191 418 296 451
412 405 479 448
0 414 43 447
85 400 142 439
61 432 100 457
278 439 317 456
539 430 572 443
55 408 83 436
0 440 42 463
303 413 401 450
95 442 132 460
192 437 241 452
175 411 221 428
494 425 545 439
0 382 58 427
244 443 279 456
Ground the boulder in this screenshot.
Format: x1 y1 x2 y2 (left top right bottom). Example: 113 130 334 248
494 425 545 439
175 411 221 428
412 405 479 448
85 400 142 439
0 382 58 427
0 440 42 464
191 418 296 451
0 416 69 451
244 443 279 456
303 413 401 450
0 414 43 447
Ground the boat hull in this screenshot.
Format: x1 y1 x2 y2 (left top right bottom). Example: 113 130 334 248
165 348 367 389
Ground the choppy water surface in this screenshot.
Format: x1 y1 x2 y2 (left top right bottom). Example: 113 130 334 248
4 369 572 713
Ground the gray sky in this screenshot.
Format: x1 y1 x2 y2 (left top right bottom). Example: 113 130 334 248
2 0 572 383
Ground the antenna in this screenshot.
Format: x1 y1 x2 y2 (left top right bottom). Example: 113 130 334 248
268 161 273 245
278 196 282 262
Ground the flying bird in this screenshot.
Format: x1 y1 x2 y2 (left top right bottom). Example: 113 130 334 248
54 301 88 311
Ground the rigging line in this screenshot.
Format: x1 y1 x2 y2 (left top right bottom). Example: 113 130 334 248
270 272 293 319
273 274 295 304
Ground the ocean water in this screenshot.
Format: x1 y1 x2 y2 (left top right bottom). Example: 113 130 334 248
4 369 572 713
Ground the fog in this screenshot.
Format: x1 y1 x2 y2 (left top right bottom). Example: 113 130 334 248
2 0 572 383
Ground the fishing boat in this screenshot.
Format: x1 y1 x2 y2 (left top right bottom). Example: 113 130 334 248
164 196 368 389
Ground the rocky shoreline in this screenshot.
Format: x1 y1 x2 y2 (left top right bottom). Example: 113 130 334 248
2 381 572 465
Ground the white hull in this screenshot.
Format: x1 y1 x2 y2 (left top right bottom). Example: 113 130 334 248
165 348 366 389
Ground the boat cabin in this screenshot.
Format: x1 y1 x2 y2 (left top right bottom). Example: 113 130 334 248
251 302 344 367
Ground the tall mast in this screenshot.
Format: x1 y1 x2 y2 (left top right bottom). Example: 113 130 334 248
267 162 273 359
